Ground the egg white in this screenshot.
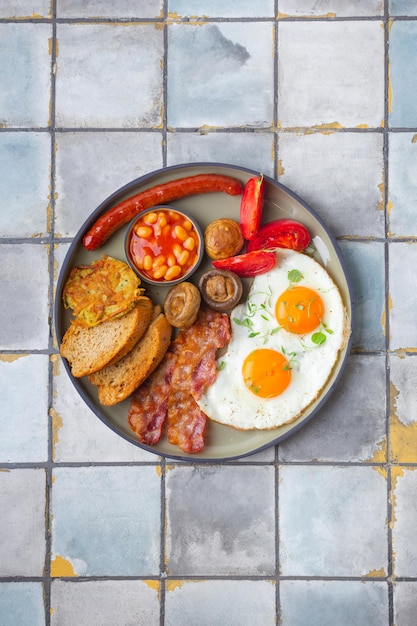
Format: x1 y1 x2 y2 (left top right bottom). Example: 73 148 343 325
197 249 349 430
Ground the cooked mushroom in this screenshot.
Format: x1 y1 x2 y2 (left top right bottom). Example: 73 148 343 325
204 218 244 260
163 281 201 328
198 269 243 312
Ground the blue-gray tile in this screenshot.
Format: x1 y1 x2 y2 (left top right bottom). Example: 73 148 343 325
57 0 163 18
0 469 46 576
168 0 275 17
52 353 159 462
389 21 417 127
165 465 276 575
278 21 384 128
390 0 417 14
389 353 417 464
0 244 50 350
165 580 276 626
51 466 161 576
393 582 417 626
50 580 160 626
279 354 386 463
0 355 49 463
0 24 51 127
389 243 417 350
55 24 164 128
278 131 384 237
280 580 388 626
388 132 417 237
55 131 164 237
167 23 274 128
279 465 388 576
338 241 386 351
166 131 275 178
279 0 384 16
0 132 50 237
391 468 417 576
0 583 45 626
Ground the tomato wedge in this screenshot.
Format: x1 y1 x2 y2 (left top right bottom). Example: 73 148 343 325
213 250 276 278
240 174 264 240
246 218 310 253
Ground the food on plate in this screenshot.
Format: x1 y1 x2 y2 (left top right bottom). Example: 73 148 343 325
197 249 349 430
212 249 277 277
239 173 264 240
164 281 201 328
60 297 153 378
247 218 311 253
126 208 202 284
83 173 243 250
63 255 143 327
198 269 243 312
88 310 172 406
203 218 244 260
128 308 231 453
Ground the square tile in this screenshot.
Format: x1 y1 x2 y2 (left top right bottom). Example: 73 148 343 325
55 24 164 128
0 583 45 626
57 0 163 18
0 355 49 463
54 131 164 237
278 131 384 237
280 580 388 626
390 0 417 14
391 467 417 576
0 0 51 17
279 465 388 576
165 580 276 626
389 243 417 350
0 132 50 237
50 580 160 626
165 465 276 575
278 21 384 128
279 354 387 463
393 582 417 626
388 132 417 237
0 244 50 350
390 353 417 463
279 0 384 16
51 466 161 576
338 241 386 351
166 131 275 178
389 21 417 127
0 469 46 576
168 0 275 17
52 354 159 462
0 24 51 127
167 23 274 128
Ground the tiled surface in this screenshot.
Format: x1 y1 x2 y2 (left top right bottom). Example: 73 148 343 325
1 2 417 625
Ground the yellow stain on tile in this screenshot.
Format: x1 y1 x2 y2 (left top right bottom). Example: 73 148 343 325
411 134 417 144
51 555 78 577
390 382 417 463
155 466 162 478
390 465 407 528
278 12 336 18
166 580 184 592
356 124 369 129
364 567 386 578
0 353 27 363
50 408 63 459
377 181 385 212
387 200 393 216
50 353 61 377
144 580 160 596
277 159 285 176
387 62 393 115
367 436 387 466
0 469 11 474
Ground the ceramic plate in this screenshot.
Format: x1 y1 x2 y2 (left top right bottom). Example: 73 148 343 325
55 162 354 461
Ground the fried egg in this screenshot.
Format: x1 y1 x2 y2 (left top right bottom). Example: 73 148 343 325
197 249 349 430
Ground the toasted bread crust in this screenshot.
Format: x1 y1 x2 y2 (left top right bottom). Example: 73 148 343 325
89 312 172 406
60 297 153 378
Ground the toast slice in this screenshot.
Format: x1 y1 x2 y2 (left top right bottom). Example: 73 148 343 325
60 297 153 378
89 312 172 406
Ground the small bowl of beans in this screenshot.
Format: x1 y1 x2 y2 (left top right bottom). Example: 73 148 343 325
124 206 204 286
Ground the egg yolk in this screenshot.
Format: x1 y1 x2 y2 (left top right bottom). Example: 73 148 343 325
242 348 291 398
275 286 324 334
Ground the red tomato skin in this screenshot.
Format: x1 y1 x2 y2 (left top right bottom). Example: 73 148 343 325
240 174 264 241
212 250 276 278
246 218 310 252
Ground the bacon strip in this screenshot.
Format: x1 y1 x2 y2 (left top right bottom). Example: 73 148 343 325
127 308 231 453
